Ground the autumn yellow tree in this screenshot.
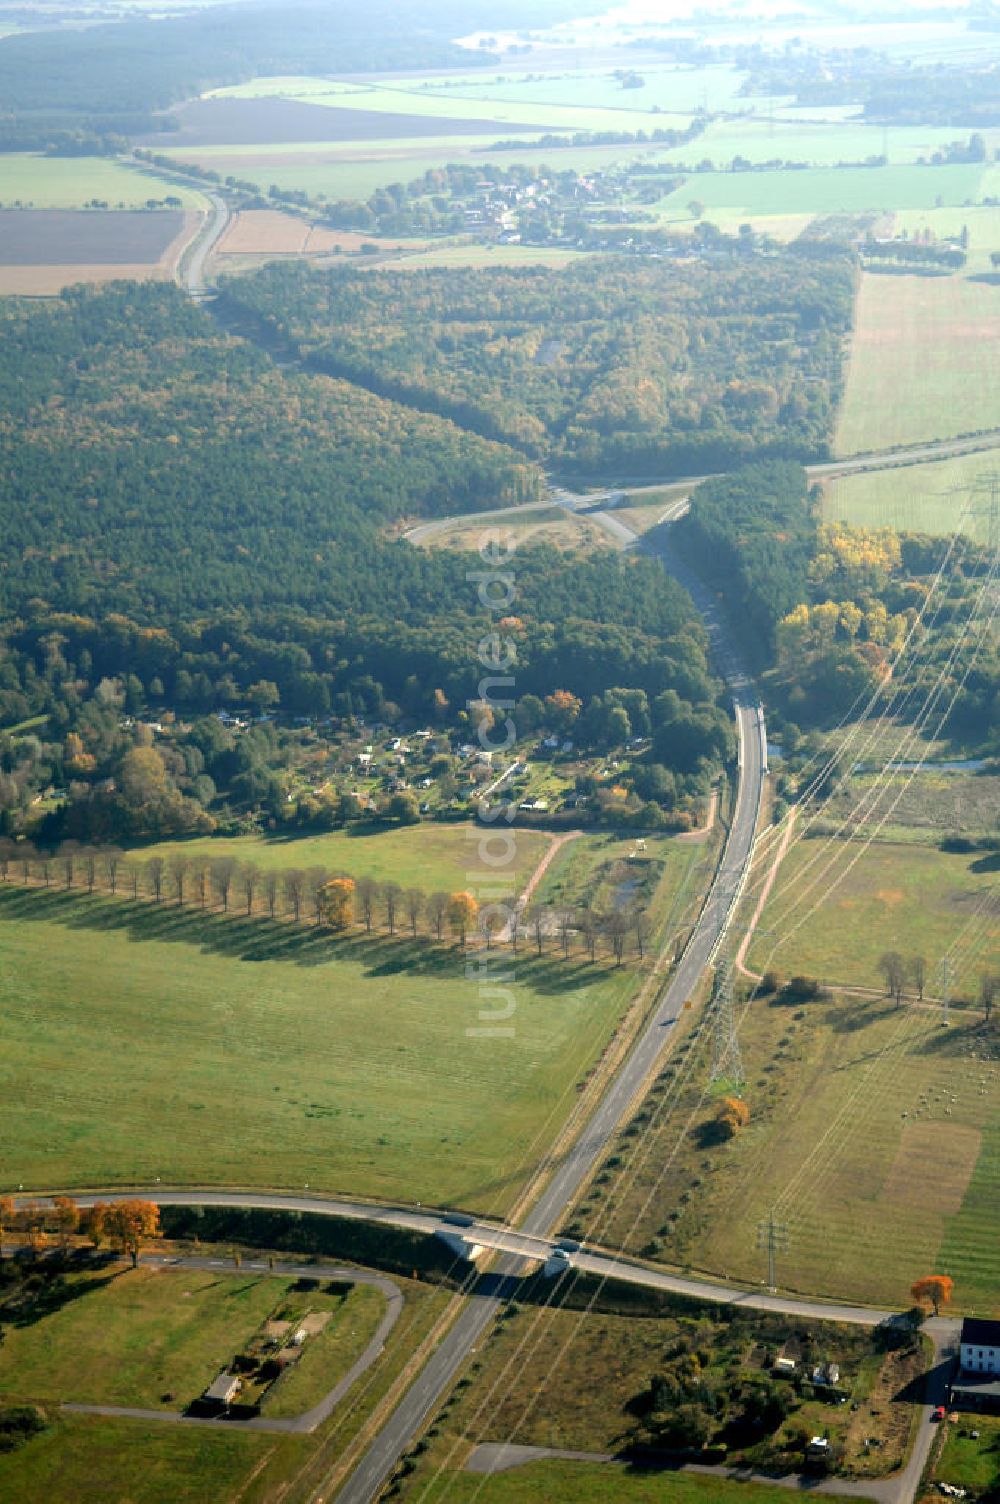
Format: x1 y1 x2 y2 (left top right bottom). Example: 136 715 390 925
89 1199 161 1267
448 891 479 945
318 876 356 930
52 1195 80 1247
716 1096 750 1140
910 1274 954 1316
544 689 582 733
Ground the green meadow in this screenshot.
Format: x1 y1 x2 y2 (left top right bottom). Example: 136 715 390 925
0 155 208 209
133 821 551 897
836 270 1000 456
0 881 641 1213
657 162 986 221
0 1266 357 1410
408 1462 866 1504
824 449 1000 539
746 836 1000 992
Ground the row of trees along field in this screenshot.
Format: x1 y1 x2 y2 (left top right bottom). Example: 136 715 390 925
0 842 652 965
219 246 854 476
0 1196 159 1267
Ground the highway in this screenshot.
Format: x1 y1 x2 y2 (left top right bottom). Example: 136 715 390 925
39 500 767 1500
183 190 230 297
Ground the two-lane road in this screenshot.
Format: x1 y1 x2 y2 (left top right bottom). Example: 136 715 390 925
333 503 767 1501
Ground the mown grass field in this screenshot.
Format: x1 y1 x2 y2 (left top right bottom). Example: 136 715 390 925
0 1416 279 1504
0 880 643 1212
0 1265 368 1410
135 822 551 897
835 272 1000 456
396 243 589 271
746 836 1000 991
662 119 971 168
823 447 1000 539
367 63 750 116
0 155 208 210
0 1275 452 1503
597 979 1000 1312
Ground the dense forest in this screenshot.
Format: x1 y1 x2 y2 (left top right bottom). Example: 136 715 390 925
0 0 602 145
672 461 818 660
0 281 727 839
673 460 1000 754
221 251 853 478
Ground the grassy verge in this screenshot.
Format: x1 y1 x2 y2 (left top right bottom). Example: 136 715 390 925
401 1460 871 1503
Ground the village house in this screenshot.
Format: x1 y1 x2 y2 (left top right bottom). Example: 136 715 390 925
949 1318 1000 1413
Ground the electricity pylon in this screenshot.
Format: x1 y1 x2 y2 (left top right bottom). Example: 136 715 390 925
756 1210 789 1293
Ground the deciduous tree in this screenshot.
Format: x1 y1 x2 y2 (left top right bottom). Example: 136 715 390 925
318 876 355 930
356 875 378 934
448 890 479 945
716 1096 750 1139
879 951 906 1008
168 852 189 905
211 857 236 911
910 1274 954 1316
146 854 165 903
383 881 402 935
404 887 423 937
427 890 448 941
283 868 304 923
90 1199 161 1268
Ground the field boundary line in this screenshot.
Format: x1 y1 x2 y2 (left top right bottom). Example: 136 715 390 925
737 804 798 978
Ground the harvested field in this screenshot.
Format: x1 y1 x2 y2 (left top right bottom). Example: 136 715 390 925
214 209 418 259
147 96 541 147
0 209 198 293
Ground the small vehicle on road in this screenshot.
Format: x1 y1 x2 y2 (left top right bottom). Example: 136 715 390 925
931 1405 947 1421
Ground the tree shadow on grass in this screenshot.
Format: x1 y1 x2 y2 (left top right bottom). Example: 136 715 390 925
2 1270 118 1329
824 999 898 1035
0 886 611 997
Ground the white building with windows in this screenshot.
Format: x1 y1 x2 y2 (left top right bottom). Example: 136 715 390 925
960 1318 1000 1373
